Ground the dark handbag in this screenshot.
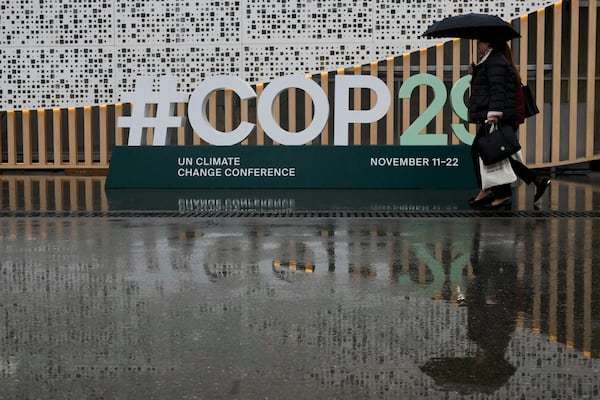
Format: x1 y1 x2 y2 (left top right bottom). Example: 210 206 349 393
521 84 539 118
477 123 522 165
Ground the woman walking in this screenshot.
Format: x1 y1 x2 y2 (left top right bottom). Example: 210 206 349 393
468 38 550 209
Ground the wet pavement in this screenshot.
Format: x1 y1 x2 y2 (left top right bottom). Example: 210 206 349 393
1 173 600 399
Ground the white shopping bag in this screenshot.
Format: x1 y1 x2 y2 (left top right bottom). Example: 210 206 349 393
479 157 517 190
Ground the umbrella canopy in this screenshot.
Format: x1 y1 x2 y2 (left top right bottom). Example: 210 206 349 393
422 13 520 42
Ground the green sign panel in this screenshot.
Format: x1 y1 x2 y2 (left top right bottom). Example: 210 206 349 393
105 145 476 189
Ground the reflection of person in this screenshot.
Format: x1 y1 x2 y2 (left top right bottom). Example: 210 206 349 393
420 220 519 394
468 39 551 209
467 219 518 368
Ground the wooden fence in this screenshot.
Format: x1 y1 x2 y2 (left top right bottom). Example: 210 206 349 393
0 0 598 172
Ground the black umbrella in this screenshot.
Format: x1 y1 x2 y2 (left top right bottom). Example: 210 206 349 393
422 13 520 42
421 356 516 395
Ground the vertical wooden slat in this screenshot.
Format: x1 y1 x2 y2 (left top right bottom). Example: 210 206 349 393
272 83 280 145
451 40 463 137
37 109 48 165
386 58 394 145
320 72 329 145
402 54 410 137
551 3 562 163
54 177 63 211
583 219 592 357
22 110 32 165
586 180 593 211
585 0 597 157
6 217 17 242
0 113 3 164
7 111 17 166
419 49 427 135
24 177 33 210
37 216 49 243
566 219 575 349
115 103 125 146
177 102 186 145
288 87 297 134
68 107 78 165
519 15 529 161
549 219 559 343
204 92 217 145
256 83 265 145
114 103 124 146
569 1 580 161
519 14 529 81
39 176 48 212
146 104 155 145
69 177 78 210
435 44 445 142
549 179 560 218
84 106 93 166
8 177 17 210
305 74 313 145
532 226 542 335
52 108 63 166
24 219 33 241
99 105 108 165
370 61 378 145
85 179 93 211
242 95 250 145
353 65 362 145
535 10 546 165
224 88 233 135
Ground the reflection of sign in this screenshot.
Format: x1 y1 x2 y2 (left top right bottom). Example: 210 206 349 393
104 188 474 211
178 197 296 213
117 74 473 147
105 145 476 189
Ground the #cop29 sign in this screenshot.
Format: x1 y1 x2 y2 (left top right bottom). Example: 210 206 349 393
105 73 477 189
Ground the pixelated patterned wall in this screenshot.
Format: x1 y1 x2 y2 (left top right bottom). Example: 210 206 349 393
0 0 557 110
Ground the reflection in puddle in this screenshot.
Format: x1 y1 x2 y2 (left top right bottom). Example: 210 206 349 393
0 216 599 398
2 174 599 212
421 221 520 394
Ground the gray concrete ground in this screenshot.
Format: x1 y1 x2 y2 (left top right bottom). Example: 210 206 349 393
1 174 600 399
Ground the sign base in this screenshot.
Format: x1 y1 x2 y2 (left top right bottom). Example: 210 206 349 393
105 145 476 189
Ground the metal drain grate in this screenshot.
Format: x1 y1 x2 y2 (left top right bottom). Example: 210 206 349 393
2 210 600 218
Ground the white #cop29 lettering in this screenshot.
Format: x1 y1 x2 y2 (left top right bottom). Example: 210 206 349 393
118 74 473 147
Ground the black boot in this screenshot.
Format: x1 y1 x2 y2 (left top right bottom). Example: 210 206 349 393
534 177 551 203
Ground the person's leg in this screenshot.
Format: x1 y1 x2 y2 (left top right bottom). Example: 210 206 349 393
508 158 535 185
475 184 512 209
490 184 512 201
471 140 483 188
509 158 551 202
470 139 492 204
